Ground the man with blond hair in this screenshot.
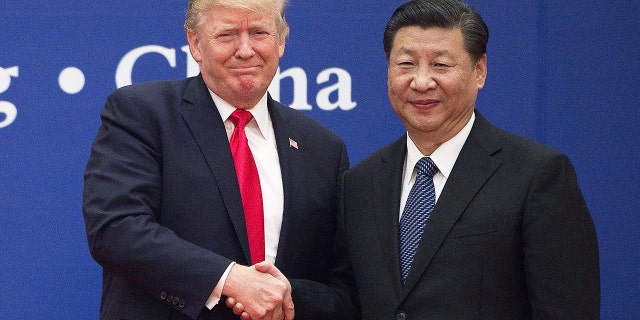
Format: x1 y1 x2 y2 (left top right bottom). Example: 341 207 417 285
83 0 354 319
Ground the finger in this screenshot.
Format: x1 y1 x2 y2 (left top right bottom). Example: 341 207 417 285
253 261 274 273
233 302 245 316
255 263 289 287
225 297 237 309
283 296 295 320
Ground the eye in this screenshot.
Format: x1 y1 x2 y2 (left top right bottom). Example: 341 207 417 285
397 61 415 68
252 29 271 39
432 61 452 69
215 32 235 42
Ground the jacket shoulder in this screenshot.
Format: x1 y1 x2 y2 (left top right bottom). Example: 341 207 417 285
472 112 564 161
348 135 406 174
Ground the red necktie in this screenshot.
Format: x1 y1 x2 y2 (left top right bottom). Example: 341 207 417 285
229 109 265 264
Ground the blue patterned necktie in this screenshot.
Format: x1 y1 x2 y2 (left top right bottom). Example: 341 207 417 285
399 157 438 283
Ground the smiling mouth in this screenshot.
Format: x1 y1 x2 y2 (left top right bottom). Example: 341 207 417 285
411 99 439 108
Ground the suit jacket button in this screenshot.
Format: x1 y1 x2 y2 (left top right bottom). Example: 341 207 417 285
172 297 180 305
179 300 186 308
160 291 168 300
396 311 407 320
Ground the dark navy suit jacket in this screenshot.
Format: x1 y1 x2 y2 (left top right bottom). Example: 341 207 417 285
83 75 351 320
335 112 600 319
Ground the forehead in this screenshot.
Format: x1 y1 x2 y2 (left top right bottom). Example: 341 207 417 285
200 6 277 29
391 26 465 54
208 0 281 12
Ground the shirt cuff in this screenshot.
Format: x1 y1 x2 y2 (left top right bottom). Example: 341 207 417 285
205 262 235 310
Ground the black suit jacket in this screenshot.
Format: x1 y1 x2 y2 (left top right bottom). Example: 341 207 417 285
83 75 350 320
337 112 600 319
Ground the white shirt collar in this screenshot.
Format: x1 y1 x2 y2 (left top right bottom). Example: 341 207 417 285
209 90 270 139
405 112 475 181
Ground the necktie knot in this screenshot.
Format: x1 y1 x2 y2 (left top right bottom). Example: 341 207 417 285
416 157 437 178
230 109 253 130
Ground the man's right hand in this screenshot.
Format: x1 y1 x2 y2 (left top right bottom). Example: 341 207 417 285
222 263 293 320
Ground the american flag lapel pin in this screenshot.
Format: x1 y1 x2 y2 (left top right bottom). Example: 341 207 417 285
289 138 299 150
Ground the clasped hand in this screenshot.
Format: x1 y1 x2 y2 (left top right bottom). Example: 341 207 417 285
223 261 294 320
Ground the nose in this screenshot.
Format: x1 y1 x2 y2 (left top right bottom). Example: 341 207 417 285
235 33 255 59
410 66 436 92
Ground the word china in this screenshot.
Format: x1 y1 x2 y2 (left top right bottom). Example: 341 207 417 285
116 45 357 111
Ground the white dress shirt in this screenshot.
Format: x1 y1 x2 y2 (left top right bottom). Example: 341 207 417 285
399 112 475 220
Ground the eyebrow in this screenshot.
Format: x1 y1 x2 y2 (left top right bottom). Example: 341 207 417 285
433 49 451 57
208 21 273 34
396 47 452 57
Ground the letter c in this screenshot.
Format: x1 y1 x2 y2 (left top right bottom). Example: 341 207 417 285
115 45 177 88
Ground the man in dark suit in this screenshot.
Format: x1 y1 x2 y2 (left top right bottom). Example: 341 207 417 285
82 0 352 319
334 0 600 319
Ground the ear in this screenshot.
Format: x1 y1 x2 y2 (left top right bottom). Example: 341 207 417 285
186 30 202 62
278 37 286 59
475 54 487 90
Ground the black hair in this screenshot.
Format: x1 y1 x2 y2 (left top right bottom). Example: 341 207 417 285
383 0 488 63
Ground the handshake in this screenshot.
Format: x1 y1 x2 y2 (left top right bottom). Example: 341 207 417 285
222 261 295 320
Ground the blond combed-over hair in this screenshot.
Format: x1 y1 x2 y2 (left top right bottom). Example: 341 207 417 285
184 0 290 39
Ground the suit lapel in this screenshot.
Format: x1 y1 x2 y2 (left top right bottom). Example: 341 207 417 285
265 97 300 266
376 138 411 298
177 75 252 264
400 113 503 296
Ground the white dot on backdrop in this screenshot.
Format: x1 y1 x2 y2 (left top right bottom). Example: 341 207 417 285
58 67 85 94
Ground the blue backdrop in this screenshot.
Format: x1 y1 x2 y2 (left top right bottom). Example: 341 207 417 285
1 1 638 318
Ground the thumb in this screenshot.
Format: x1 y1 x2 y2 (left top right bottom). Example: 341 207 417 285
254 261 277 274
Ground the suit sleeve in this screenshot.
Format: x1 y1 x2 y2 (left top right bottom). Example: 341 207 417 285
82 90 231 319
289 141 360 319
522 153 600 319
